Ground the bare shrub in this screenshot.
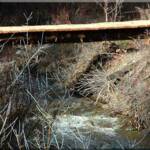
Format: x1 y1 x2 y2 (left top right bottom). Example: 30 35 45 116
77 67 116 104
116 42 150 129
96 0 124 22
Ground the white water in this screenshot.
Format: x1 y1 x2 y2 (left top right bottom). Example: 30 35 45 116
49 98 150 149
54 114 119 136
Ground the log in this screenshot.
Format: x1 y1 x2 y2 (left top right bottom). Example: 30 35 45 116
0 20 149 44
0 20 150 34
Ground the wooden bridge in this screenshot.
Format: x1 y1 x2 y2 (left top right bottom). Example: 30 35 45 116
0 20 150 44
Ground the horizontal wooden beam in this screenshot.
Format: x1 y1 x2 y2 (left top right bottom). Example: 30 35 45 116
0 20 149 44
0 20 150 34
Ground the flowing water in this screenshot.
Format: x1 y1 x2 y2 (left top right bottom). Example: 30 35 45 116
49 97 150 149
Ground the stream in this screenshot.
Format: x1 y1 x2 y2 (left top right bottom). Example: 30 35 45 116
50 97 150 149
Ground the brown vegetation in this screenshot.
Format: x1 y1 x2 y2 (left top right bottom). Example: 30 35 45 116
0 2 150 149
